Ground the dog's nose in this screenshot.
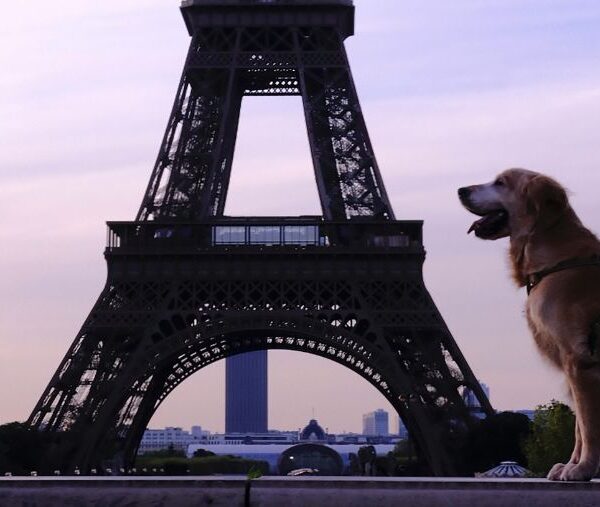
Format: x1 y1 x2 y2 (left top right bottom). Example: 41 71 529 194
458 187 471 199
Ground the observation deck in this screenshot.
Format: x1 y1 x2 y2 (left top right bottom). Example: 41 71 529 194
106 218 424 255
182 0 353 5
180 0 355 38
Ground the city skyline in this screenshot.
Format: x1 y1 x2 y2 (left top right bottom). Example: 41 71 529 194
2 0 600 434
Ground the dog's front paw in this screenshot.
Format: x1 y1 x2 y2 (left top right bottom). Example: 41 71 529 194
547 463 566 481
558 461 597 481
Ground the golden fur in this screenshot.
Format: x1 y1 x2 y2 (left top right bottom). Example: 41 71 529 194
459 168 600 481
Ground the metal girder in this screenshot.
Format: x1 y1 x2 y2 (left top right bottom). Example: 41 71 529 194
137 23 394 221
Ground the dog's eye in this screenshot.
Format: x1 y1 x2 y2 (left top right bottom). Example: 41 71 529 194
494 179 505 187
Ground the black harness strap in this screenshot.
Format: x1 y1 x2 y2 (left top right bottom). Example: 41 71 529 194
526 255 600 295
590 320 600 357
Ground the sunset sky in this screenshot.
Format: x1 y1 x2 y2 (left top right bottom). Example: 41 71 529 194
1 0 599 434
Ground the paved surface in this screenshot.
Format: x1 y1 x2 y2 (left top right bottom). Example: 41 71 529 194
1 476 600 506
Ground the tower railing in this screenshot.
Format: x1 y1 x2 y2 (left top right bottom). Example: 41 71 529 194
106 218 423 253
181 1 353 7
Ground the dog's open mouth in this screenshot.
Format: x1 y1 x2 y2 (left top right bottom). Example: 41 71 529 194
468 209 509 239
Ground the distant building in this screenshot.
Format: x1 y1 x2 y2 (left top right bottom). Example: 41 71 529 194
191 425 204 438
278 443 344 476
186 443 396 475
202 431 299 446
299 419 326 441
479 461 530 478
462 381 490 418
226 351 268 433
138 426 208 454
141 421 401 458
396 417 409 439
139 425 301 454
362 409 389 436
515 409 535 421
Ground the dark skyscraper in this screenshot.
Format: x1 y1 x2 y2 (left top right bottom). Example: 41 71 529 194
225 351 268 433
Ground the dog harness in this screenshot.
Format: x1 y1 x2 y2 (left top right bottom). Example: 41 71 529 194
526 255 600 295
526 255 600 356
590 321 600 356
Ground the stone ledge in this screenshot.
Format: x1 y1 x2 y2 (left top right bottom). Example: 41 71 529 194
1 477 599 507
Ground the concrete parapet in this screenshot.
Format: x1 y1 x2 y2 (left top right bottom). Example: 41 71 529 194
1 476 600 507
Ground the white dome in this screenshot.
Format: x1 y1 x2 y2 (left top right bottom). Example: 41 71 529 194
480 461 530 478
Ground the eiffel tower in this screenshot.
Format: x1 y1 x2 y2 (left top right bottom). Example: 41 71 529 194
29 0 492 475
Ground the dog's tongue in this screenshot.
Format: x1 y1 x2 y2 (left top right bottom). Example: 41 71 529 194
467 210 506 234
467 218 484 234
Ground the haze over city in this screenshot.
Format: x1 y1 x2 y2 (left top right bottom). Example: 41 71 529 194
1 0 599 434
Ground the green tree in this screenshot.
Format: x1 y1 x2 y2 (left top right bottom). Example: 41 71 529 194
141 446 186 459
357 445 377 476
348 453 361 475
134 454 269 476
192 448 216 458
0 422 52 475
465 411 531 474
390 439 415 460
385 439 424 476
524 401 575 477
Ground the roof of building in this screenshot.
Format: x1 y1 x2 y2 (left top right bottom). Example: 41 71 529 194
479 461 530 478
278 443 344 476
300 419 326 441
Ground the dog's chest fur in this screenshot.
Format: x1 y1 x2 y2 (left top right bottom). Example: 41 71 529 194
525 297 563 368
525 271 600 369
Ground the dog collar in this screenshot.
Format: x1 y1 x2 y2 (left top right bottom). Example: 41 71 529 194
526 255 600 295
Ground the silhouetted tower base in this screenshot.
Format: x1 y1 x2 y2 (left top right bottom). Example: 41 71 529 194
29 0 492 476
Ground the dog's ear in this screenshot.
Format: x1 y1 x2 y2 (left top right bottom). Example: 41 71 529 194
524 175 568 230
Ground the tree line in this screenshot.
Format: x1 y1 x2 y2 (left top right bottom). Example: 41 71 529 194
0 401 575 476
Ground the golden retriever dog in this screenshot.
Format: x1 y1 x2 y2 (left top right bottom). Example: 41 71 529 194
459 168 600 481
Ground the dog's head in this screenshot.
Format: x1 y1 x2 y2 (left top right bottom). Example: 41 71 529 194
458 169 568 240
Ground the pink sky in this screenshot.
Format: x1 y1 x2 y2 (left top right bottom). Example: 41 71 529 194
1 1 600 433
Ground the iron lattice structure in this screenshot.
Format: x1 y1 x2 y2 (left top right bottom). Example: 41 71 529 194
29 0 492 475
